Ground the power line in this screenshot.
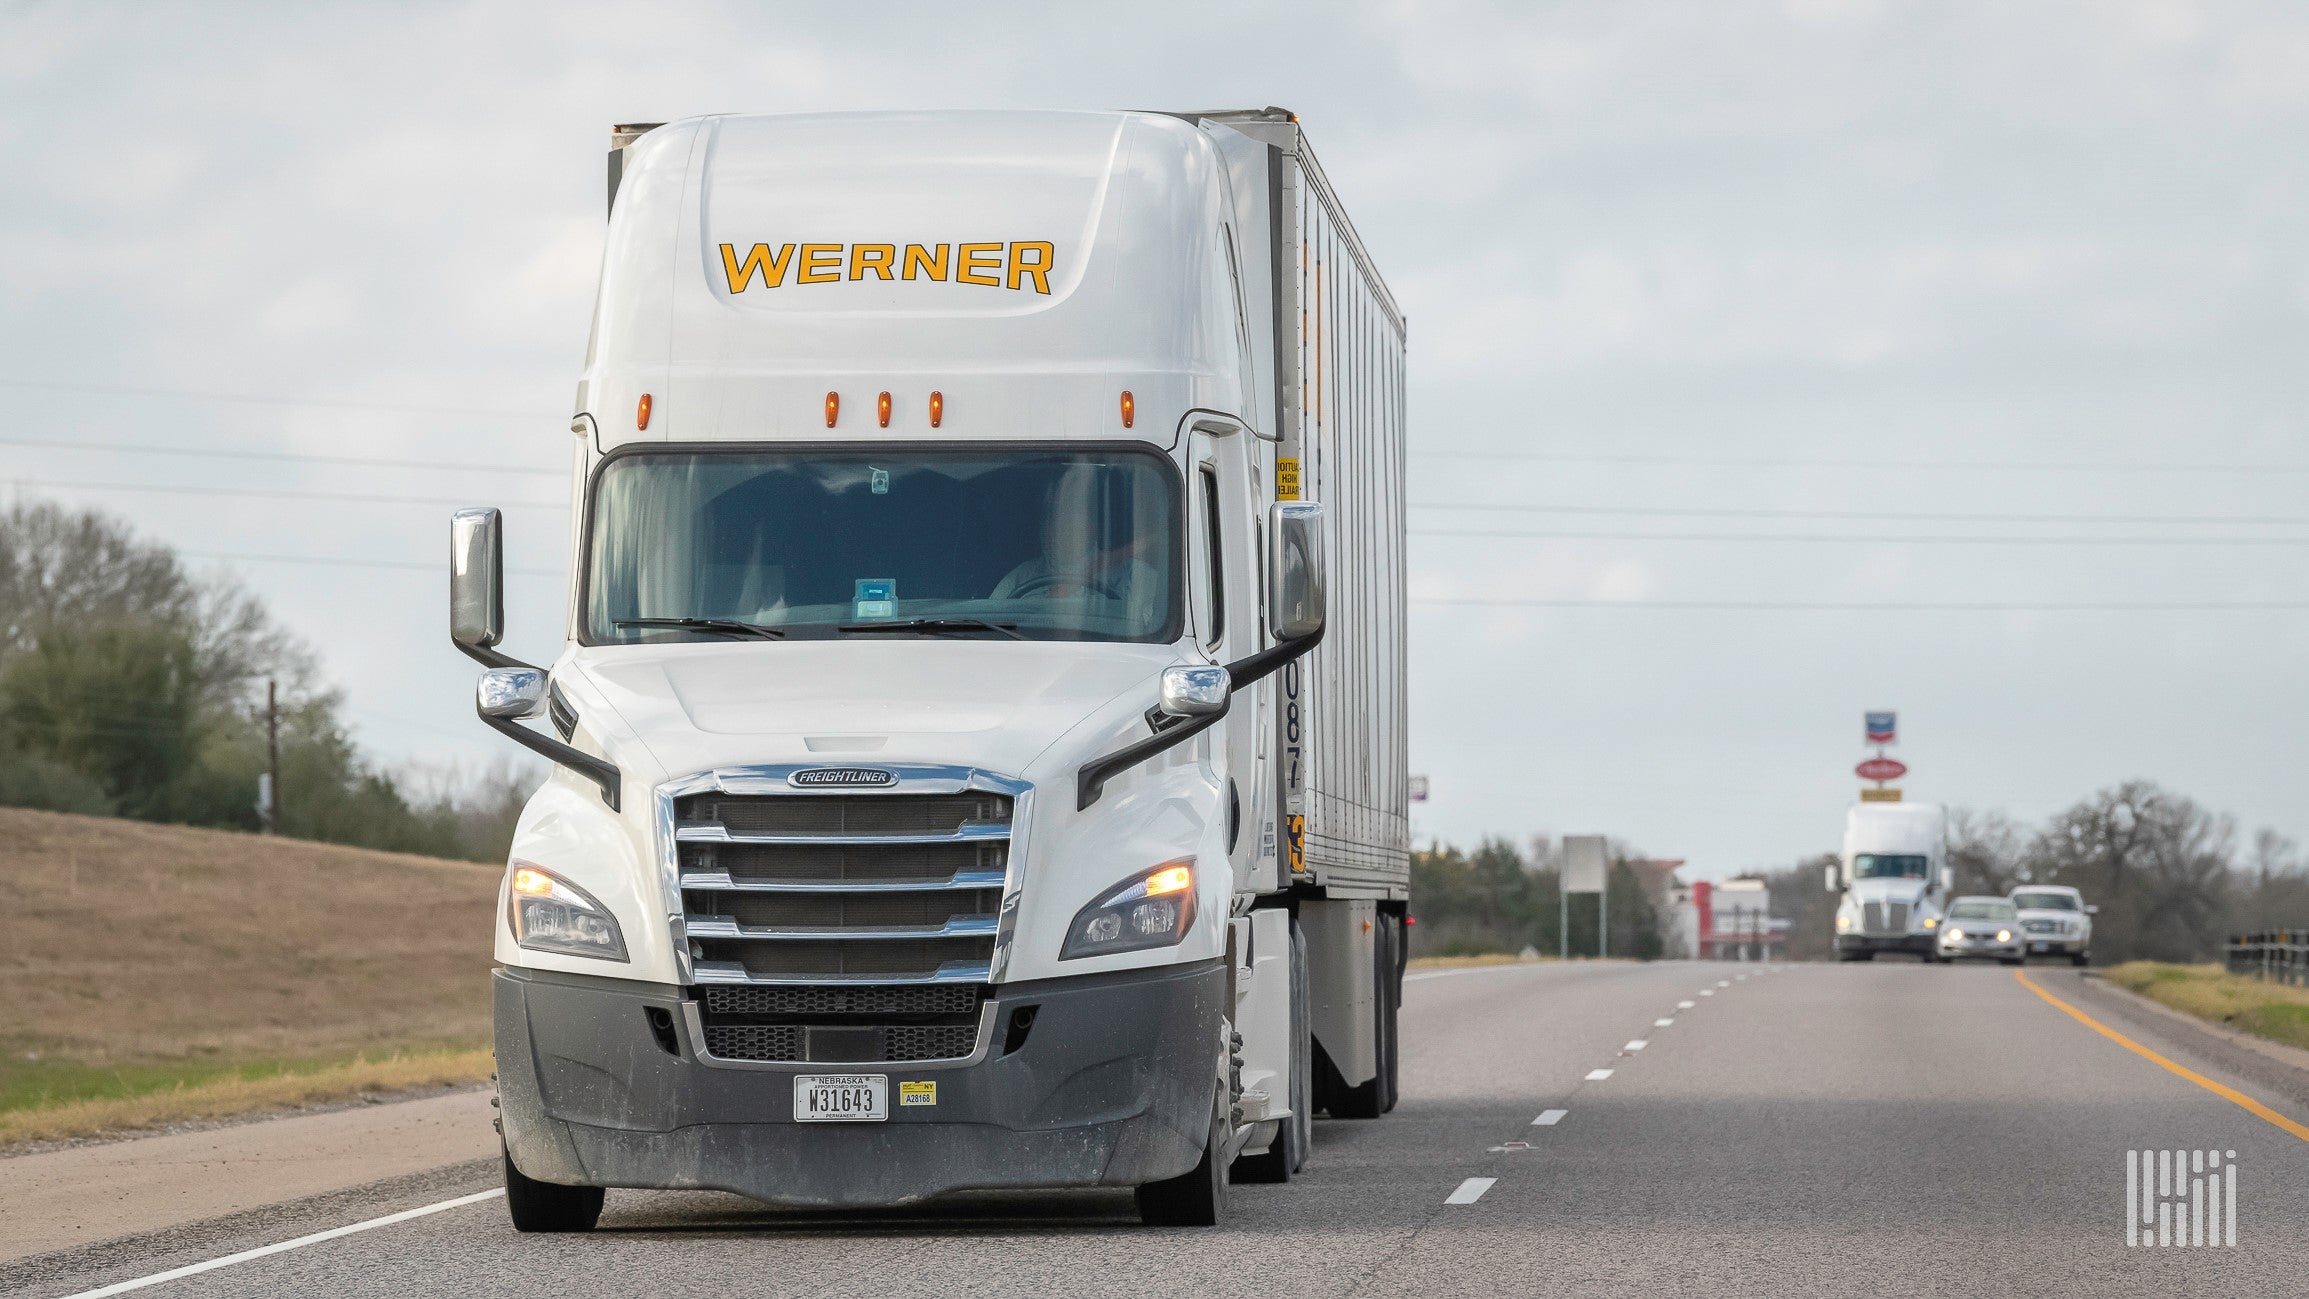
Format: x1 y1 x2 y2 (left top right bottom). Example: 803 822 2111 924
1410 597 2309 611
1412 502 2309 526
0 435 562 476
0 377 538 421
1411 529 2309 546
4 477 566 510
1417 449 2309 475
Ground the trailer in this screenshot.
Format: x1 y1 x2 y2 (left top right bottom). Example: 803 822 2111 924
450 108 1408 1229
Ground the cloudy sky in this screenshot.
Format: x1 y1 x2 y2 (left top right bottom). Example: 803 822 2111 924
4 0 2305 877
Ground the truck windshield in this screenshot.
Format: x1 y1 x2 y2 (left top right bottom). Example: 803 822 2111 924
584 447 1180 643
1852 853 1928 880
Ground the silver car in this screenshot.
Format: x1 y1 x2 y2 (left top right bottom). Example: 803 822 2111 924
1935 896 2025 965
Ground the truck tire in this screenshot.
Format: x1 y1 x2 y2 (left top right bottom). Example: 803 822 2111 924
2072 951 2090 967
503 1146 603 1233
1230 919 1310 1184
1137 1086 1228 1227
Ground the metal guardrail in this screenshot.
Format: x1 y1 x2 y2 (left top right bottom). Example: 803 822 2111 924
2224 932 2309 986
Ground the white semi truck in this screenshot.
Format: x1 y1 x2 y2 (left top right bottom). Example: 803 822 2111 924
1827 802 1950 961
448 109 1408 1230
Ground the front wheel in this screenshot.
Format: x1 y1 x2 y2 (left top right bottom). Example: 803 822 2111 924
2072 951 2090 967
2000 956 2025 967
1137 1088 1227 1227
503 1147 603 1233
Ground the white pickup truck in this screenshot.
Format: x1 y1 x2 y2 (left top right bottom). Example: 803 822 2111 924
2009 884 2095 966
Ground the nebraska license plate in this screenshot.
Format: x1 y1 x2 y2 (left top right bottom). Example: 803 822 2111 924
793 1074 887 1122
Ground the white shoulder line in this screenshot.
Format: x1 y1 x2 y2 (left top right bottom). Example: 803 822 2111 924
60 1189 505 1299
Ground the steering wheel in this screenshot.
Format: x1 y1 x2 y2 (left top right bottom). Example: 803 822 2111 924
1008 571 1124 600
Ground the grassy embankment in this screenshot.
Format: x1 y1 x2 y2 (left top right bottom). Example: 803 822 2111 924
0 807 501 1146
2104 961 2309 1054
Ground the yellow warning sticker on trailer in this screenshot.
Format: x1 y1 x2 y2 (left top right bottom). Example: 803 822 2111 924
899 1081 937 1106
1276 458 1301 500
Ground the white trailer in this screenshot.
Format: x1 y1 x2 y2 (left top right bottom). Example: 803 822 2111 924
449 108 1408 1230
1826 802 1951 961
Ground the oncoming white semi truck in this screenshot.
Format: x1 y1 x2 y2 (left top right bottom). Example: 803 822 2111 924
448 109 1409 1229
1827 801 1950 961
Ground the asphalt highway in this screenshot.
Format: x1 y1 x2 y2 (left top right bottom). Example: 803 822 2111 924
10 959 2309 1298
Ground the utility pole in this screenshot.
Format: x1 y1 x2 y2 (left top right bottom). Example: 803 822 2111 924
264 679 280 835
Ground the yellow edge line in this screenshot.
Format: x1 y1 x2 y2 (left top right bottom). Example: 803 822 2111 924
2014 968 2309 1144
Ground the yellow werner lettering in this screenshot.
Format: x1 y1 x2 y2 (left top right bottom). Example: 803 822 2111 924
717 241 1059 293
719 243 796 293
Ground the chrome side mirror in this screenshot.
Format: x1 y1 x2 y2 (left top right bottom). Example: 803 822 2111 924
2086 904 2099 916
1267 501 1325 640
451 508 505 652
1824 862 1841 893
478 666 548 720
1159 664 1230 717
1938 867 1954 892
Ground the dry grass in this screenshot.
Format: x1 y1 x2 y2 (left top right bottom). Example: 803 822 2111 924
0 806 503 1139
1407 952 1555 971
0 1047 493 1146
2104 961 2309 1054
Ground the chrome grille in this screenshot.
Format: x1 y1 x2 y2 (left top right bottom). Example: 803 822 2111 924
1863 901 1911 936
675 786 1013 986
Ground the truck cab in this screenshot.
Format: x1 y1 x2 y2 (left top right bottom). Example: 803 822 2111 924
448 109 1407 1231
1828 802 1950 962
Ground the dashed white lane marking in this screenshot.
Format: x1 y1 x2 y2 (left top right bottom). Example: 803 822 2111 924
1677 1000 1695 1009
1624 1040 1647 1051
58 1189 505 1299
1654 1017 1675 1027
1533 1109 1567 1126
1716 980 1731 987
1699 989 1715 997
1447 1177 1497 1205
1585 1068 1614 1081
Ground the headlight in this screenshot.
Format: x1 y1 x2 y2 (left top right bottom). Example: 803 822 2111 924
1996 929 2012 943
1836 913 1851 931
1945 927 1964 941
1060 859 1196 960
1923 916 1939 929
506 862 628 961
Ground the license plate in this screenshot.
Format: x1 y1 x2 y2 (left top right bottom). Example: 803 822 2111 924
2031 942 2048 952
793 1074 887 1122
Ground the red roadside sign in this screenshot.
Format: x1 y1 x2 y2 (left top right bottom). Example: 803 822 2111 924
1856 757 1907 782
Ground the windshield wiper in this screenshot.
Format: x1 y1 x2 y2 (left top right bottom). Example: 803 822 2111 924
838 617 1024 641
614 617 784 640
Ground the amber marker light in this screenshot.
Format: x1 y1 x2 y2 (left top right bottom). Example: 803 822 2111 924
635 393 652 430
877 391 892 428
928 390 944 428
1119 390 1135 428
825 392 840 428
1145 863 1194 896
512 866 555 897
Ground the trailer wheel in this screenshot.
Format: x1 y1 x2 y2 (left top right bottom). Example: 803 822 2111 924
1137 1086 1228 1227
503 1145 603 1233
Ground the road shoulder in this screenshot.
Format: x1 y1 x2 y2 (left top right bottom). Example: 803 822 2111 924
2053 968 2309 1120
0 1088 496 1267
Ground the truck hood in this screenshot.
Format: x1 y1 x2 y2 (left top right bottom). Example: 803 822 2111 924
564 638 1178 781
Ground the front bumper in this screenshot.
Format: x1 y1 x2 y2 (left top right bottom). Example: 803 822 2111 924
1937 937 2023 960
495 959 1225 1208
1837 933 1934 955
2022 935 2084 955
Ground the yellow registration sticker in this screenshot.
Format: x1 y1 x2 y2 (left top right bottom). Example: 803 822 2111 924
899 1081 937 1107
